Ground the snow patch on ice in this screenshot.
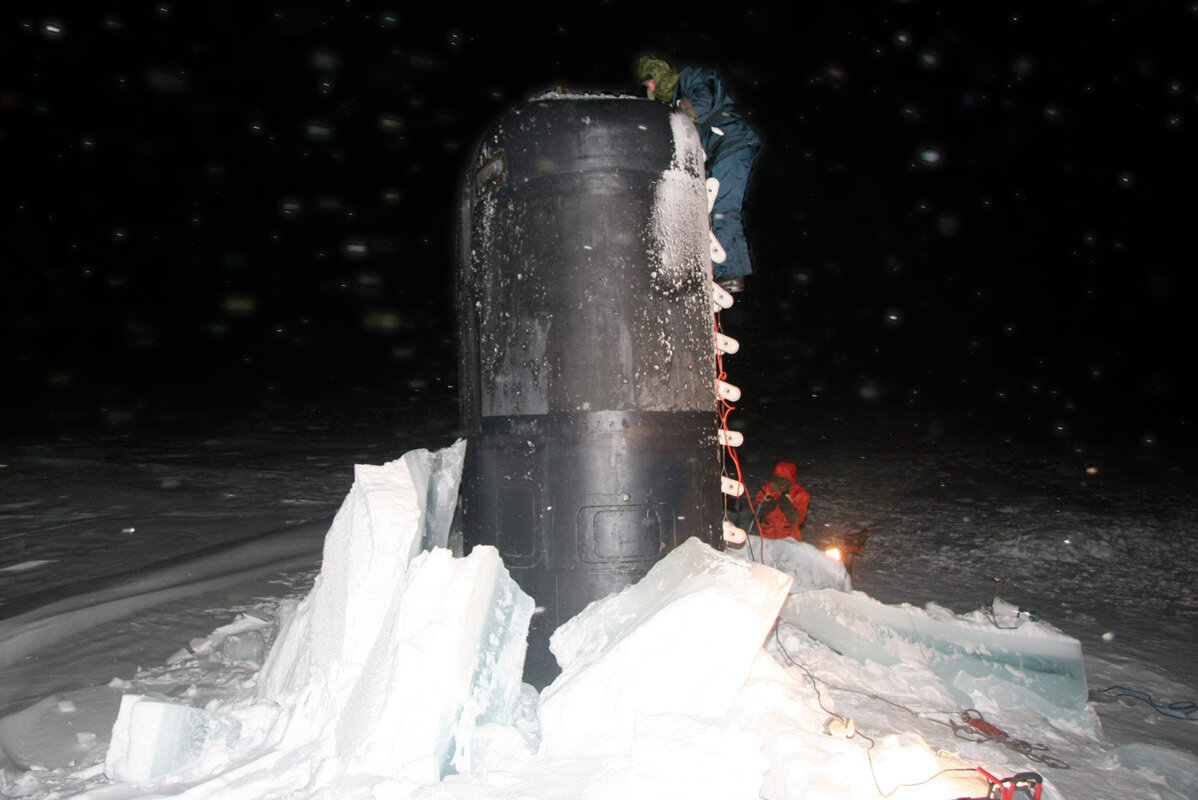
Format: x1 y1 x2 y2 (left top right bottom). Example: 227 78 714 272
0 560 57 574
1111 742 1198 799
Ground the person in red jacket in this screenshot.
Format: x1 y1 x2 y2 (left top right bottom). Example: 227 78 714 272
754 462 810 541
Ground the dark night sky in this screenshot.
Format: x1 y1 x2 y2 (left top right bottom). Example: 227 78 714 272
2 2 1195 468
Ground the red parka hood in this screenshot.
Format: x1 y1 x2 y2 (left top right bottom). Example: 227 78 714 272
772 461 799 483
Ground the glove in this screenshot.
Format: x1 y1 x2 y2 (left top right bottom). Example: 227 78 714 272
677 98 698 122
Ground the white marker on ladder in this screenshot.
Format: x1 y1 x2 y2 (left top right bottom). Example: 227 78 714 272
721 475 745 497
718 429 744 448
712 281 734 311
717 380 741 403
709 230 727 264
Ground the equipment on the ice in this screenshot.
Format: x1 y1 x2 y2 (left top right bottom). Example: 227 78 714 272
986 597 1041 629
822 714 856 739
822 527 870 575
1091 684 1198 721
955 768 1043 800
951 709 1070 770
958 708 1007 741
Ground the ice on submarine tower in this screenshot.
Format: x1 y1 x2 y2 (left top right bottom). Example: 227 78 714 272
457 94 743 686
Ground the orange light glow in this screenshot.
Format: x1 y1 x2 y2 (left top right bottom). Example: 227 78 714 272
825 547 843 562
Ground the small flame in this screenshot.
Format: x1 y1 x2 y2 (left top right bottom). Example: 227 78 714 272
824 546 843 562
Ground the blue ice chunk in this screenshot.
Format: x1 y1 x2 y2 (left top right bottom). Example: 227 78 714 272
332 546 534 783
403 438 467 552
784 589 1089 713
105 695 242 785
452 552 536 775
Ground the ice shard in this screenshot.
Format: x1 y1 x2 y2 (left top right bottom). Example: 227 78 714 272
105 695 242 785
334 545 534 782
256 456 428 711
403 439 467 552
538 537 792 759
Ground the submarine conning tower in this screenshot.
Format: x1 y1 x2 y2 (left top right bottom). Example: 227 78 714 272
456 94 725 687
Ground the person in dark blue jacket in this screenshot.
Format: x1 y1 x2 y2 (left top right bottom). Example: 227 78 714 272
637 55 761 292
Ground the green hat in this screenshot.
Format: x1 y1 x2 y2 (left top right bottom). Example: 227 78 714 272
636 54 679 103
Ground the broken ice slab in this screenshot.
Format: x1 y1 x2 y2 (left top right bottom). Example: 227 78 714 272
252 439 527 786
538 537 793 759
105 695 242 785
333 545 534 783
154 547 533 798
730 536 851 593
257 454 429 705
784 589 1089 713
168 613 271 666
402 438 467 552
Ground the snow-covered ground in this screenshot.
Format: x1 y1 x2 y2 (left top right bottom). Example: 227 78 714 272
1 394 1194 799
